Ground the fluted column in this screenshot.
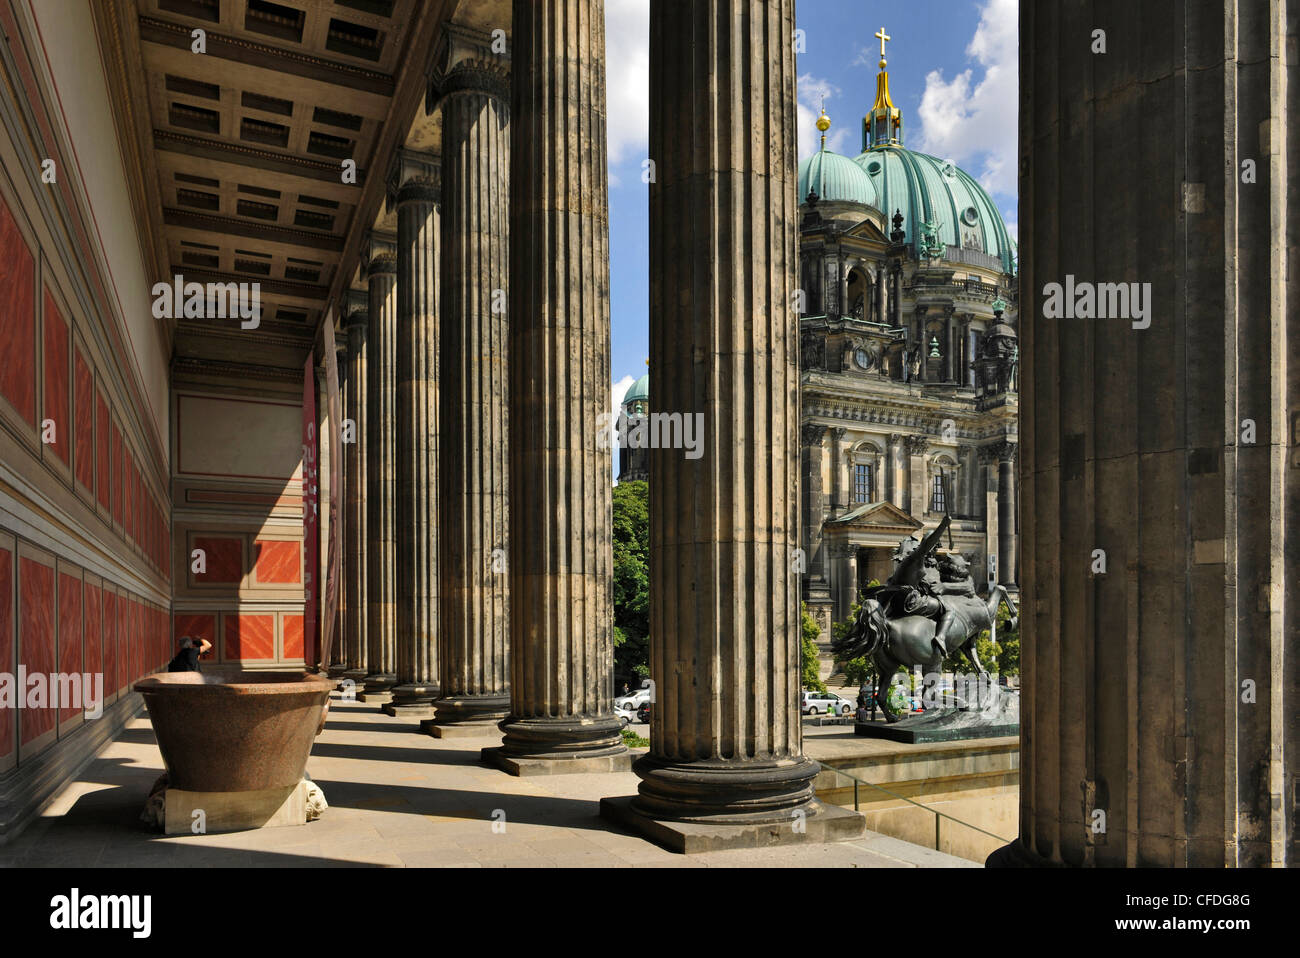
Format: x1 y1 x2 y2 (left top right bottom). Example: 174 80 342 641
342 299 369 687
616 0 855 835
426 55 512 735
801 424 831 615
829 427 847 515
995 0 1297 870
361 242 398 701
486 0 628 774
385 160 442 719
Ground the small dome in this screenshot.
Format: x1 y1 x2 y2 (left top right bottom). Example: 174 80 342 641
798 149 878 208
988 322 1017 340
622 373 649 406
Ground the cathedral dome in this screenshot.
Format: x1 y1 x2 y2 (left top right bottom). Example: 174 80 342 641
622 373 649 407
852 144 1016 273
797 147 878 208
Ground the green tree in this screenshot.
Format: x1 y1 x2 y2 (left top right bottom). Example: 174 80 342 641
612 480 650 678
800 602 826 692
941 604 1019 677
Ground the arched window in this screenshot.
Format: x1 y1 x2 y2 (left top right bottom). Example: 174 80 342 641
930 473 947 513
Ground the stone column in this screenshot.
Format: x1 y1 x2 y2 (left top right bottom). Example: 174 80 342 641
384 155 442 719
801 424 831 620
341 294 369 688
994 0 1298 869
996 441 1017 587
487 0 628 775
978 445 998 584
905 434 928 518
360 241 399 701
602 0 861 847
832 542 858 625
829 427 848 515
426 52 512 736
885 433 904 509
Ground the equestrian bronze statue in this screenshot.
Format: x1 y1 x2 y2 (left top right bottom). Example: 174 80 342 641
831 514 1019 723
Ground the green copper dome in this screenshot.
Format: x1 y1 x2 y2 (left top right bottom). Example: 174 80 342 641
622 373 649 406
797 148 878 208
852 144 1016 274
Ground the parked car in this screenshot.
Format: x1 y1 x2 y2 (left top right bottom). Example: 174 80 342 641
613 704 638 727
615 687 653 711
801 690 854 715
636 703 651 724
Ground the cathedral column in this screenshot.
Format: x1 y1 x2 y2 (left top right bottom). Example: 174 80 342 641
885 433 904 509
801 425 831 621
602 0 861 846
426 47 512 736
384 154 442 719
977 445 999 585
487 0 628 773
996 441 1018 587
360 240 399 701
341 294 369 687
829 427 848 515
831 542 858 625
905 434 928 518
995 0 1297 868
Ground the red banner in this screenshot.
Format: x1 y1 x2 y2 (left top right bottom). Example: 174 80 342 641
302 351 319 667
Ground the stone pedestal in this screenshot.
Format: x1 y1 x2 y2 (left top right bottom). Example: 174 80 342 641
602 0 860 847
163 782 310 835
427 53 512 736
362 241 399 700
387 158 442 721
493 0 627 775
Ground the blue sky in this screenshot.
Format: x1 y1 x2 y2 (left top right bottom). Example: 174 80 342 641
603 0 1019 416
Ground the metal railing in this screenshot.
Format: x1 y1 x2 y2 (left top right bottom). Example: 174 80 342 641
812 757 1013 853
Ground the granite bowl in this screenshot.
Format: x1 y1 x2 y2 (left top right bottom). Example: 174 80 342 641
133 671 335 792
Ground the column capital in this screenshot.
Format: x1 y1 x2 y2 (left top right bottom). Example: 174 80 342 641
830 426 848 443
802 423 827 447
343 288 369 329
362 235 397 276
904 434 930 455
387 149 441 209
995 440 1018 463
431 22 511 104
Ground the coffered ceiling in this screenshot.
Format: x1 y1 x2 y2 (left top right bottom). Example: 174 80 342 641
95 0 508 379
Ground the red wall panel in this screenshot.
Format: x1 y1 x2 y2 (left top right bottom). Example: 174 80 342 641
74 349 94 489
0 195 36 425
42 290 69 464
57 571 81 723
18 556 55 747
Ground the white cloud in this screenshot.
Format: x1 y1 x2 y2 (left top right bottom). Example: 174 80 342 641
797 74 851 159
609 374 637 484
605 0 649 170
914 0 1018 198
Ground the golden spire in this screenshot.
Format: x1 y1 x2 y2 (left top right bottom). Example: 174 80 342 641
872 26 896 112
816 94 831 149
864 26 902 149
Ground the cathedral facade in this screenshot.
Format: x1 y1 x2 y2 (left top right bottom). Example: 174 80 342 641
796 41 1020 639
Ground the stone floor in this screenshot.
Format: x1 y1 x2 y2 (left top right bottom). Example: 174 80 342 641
0 694 975 868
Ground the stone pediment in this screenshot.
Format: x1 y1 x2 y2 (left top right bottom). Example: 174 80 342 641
826 501 922 531
843 218 891 244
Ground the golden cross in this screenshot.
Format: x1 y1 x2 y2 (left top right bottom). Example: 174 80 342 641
876 26 891 59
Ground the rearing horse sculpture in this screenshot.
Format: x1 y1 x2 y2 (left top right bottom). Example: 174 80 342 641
831 515 1019 723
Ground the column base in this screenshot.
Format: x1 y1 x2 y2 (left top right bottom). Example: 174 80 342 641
496 714 627 763
599 795 864 854
380 682 440 718
422 693 509 737
482 746 632 777
629 753 822 824
342 668 368 684
985 837 1059 868
358 673 397 703
327 664 348 678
